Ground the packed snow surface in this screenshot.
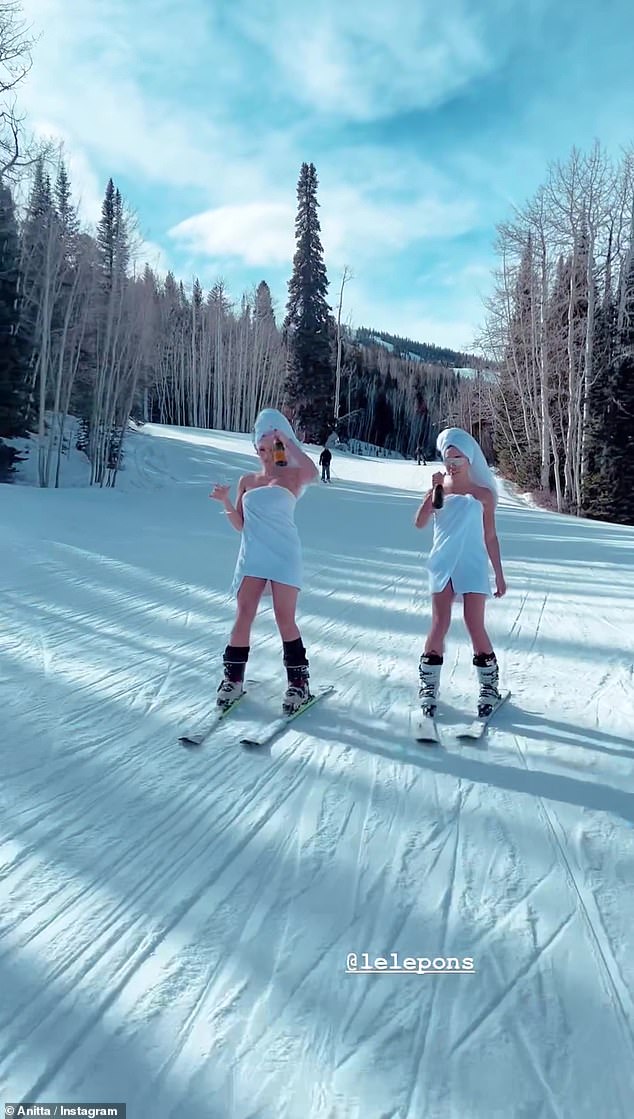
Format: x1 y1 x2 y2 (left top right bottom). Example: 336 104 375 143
2 423 634 1118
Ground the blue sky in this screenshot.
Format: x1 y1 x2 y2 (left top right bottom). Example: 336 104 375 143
19 0 634 351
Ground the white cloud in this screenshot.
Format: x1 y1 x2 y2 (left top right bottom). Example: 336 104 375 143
233 0 506 120
169 202 295 267
18 1 482 268
167 150 479 272
319 184 477 269
19 0 275 199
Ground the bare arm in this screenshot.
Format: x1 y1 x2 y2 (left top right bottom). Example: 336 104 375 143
481 491 506 594
279 435 319 484
415 470 445 529
211 475 248 531
414 490 434 529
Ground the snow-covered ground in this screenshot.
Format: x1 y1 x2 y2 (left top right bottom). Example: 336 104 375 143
2 423 634 1118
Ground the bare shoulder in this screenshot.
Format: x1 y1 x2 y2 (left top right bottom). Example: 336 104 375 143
473 484 495 508
237 472 255 492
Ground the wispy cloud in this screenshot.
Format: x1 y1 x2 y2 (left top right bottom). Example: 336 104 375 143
169 203 295 268
20 0 269 195
168 157 479 273
231 0 527 120
230 1 498 119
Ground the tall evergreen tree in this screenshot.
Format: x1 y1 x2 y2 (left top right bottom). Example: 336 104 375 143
283 162 334 442
97 178 129 288
255 280 275 325
19 156 56 357
0 179 30 437
54 161 80 264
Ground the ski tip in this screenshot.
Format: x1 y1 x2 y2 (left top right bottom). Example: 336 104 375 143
413 718 439 744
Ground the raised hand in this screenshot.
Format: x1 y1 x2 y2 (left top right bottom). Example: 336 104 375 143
431 471 445 488
209 483 231 502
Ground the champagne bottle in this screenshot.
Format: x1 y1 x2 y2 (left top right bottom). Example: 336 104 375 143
273 438 287 466
432 483 444 509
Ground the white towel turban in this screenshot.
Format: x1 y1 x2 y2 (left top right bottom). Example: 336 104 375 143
436 427 498 505
253 408 302 448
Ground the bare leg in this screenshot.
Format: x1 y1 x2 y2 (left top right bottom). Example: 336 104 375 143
462 593 493 654
230 577 267 644
271 583 310 711
271 582 301 641
425 581 455 654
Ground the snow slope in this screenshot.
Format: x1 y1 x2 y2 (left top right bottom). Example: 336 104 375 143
1 423 634 1118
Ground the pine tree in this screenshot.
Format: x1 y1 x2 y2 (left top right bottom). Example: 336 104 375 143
96 179 129 295
97 179 129 289
55 163 79 241
19 156 56 355
255 280 275 325
0 179 30 437
283 162 334 442
97 178 116 280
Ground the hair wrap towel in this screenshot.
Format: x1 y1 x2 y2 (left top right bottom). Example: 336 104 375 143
436 427 498 505
253 408 302 448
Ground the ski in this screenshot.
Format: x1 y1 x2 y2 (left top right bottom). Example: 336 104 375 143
240 685 335 748
413 711 440 745
179 689 249 747
455 691 511 740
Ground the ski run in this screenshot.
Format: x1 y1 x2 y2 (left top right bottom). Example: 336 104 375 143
2 422 634 1118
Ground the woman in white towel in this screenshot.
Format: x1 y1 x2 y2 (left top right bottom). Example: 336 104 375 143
414 427 507 718
210 408 319 714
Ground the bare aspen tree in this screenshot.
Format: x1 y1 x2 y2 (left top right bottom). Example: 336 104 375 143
482 144 632 515
334 266 352 425
0 0 33 176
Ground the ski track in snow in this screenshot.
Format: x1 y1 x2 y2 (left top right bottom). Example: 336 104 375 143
1 424 634 1118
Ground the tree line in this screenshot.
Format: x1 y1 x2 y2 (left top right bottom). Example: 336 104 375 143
0 156 462 484
0 0 631 523
481 144 634 524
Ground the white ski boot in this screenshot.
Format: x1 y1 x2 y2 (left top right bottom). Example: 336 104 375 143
418 653 443 717
216 678 244 710
283 665 311 715
473 652 502 718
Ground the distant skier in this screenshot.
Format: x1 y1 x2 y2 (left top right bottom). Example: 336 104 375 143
415 444 426 465
319 446 332 483
413 427 507 718
209 408 319 714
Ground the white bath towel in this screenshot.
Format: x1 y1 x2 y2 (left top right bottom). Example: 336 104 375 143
231 485 303 596
427 493 491 598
